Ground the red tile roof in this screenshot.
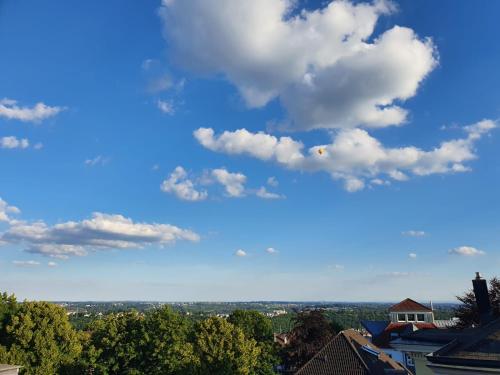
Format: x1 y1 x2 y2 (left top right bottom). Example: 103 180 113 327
389 298 432 312
385 322 437 333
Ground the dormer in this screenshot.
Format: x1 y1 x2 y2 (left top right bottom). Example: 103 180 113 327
388 298 434 323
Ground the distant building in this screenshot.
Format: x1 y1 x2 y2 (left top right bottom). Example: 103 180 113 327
389 273 500 374
389 299 435 324
361 298 437 373
295 329 410 374
0 365 21 375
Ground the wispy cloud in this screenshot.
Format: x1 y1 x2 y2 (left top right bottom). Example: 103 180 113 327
0 198 21 223
84 155 109 167
1 212 200 259
267 177 278 187
157 99 175 115
265 247 278 254
408 252 417 259
0 98 64 122
449 246 485 257
0 136 29 149
402 230 426 237
13 260 40 267
235 249 247 257
255 187 285 200
161 166 285 201
161 166 208 201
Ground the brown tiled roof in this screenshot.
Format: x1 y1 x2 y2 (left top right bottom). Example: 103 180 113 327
389 298 432 312
295 330 409 375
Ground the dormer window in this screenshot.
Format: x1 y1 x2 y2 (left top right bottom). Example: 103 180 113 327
417 314 425 322
397 314 406 322
407 314 415 322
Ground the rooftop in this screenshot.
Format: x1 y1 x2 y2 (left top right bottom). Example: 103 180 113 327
427 317 500 368
0 365 21 373
389 298 432 312
295 329 409 375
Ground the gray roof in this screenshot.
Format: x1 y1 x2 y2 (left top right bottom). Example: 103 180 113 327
427 317 500 368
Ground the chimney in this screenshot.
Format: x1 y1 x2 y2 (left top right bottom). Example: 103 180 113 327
472 272 493 325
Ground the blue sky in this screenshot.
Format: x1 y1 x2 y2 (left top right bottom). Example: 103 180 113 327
0 0 499 301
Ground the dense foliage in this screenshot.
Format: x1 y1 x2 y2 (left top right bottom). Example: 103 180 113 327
0 293 461 374
282 310 339 371
0 296 280 374
0 300 82 375
455 277 500 328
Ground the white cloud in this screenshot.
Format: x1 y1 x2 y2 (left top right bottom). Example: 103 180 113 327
255 187 284 199
385 271 411 278
402 230 426 237
448 246 485 257
211 168 247 197
267 176 279 187
13 260 40 267
408 252 417 259
235 249 247 257
85 155 109 167
265 247 278 254
161 166 208 201
34 142 44 150
157 99 175 115
0 98 64 122
47 261 58 267
0 198 21 223
1 212 200 259
329 264 345 270
0 136 29 149
195 119 496 192
160 0 436 131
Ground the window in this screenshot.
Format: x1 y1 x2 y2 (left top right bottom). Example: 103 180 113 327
397 314 406 322
407 313 415 322
417 314 425 322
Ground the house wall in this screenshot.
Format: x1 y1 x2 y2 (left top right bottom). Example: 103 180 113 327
0 370 19 375
390 311 434 323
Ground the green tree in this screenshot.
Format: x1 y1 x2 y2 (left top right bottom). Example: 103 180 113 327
0 292 18 334
228 310 279 374
0 301 82 375
455 277 500 328
228 310 273 342
193 316 261 375
140 307 195 374
84 311 145 374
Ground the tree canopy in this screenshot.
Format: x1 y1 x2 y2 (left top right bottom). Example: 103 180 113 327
0 300 82 375
283 309 339 371
193 316 261 375
455 277 500 328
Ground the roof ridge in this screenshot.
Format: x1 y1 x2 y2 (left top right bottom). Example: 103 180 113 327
389 298 432 312
340 330 370 371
